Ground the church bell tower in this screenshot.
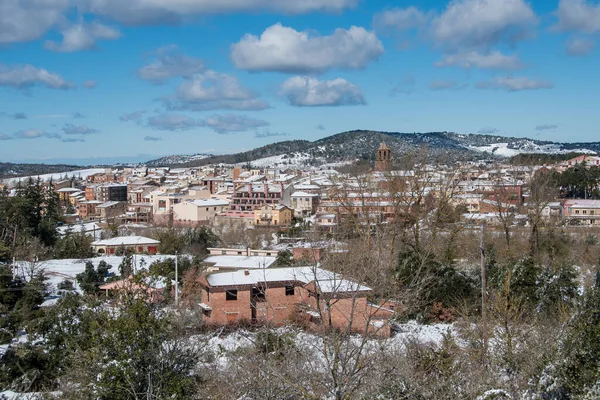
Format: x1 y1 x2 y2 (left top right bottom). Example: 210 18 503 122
375 142 391 171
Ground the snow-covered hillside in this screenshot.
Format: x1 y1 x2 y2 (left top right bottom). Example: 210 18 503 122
3 168 106 185
469 142 597 157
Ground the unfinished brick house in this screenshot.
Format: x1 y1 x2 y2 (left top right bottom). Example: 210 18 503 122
197 267 392 336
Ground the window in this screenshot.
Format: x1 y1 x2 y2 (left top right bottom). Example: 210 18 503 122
206 208 209 211
583 210 588 214
214 207 217 211
221 250 227 255
285 285 295 296
251 287 266 301
237 251 243 255
266 252 271 256
253 252 258 256
226 290 238 301
591 210 595 215
576 210 580 214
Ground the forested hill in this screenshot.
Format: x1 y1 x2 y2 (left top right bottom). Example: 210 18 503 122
152 130 600 168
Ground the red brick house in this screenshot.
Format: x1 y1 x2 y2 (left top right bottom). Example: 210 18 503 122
197 267 392 336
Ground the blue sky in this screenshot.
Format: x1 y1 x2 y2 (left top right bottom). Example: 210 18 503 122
1 0 600 164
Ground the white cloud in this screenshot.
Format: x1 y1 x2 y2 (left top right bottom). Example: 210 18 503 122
0 63 74 90
431 0 537 51
0 0 68 44
555 0 600 33
83 80 97 88
436 50 523 70
119 110 146 122
476 76 554 91
566 37 594 55
138 45 205 84
373 7 430 30
147 113 204 131
231 24 384 73
13 129 61 139
205 114 269 134
44 21 121 52
62 123 100 135
280 76 365 106
79 0 357 25
0 133 13 140
167 70 269 111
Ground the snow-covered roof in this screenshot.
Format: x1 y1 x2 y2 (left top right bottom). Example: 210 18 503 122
56 187 81 192
205 266 371 293
291 191 319 197
92 236 160 246
203 255 276 269
187 198 230 207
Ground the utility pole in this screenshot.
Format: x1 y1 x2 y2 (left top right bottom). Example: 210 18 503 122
480 222 488 358
175 251 179 307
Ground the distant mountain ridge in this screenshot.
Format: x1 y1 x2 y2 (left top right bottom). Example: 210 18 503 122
147 130 600 168
2 131 599 178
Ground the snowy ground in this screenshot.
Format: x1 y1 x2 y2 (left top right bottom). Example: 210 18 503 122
3 168 107 185
191 321 456 370
14 254 177 296
469 142 597 157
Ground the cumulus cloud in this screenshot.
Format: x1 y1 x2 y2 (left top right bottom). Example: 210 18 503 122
566 37 594 55
435 50 523 70
144 135 162 141
205 114 269 134
77 0 357 25
476 76 554 91
536 124 558 131
478 127 500 134
431 0 537 51
280 76 365 107
555 0 600 33
62 123 100 135
0 0 68 44
374 6 430 31
44 22 121 52
83 80 97 89
62 138 85 143
166 70 270 111
429 80 466 91
120 110 146 122
0 63 74 90
138 45 205 84
231 24 384 73
147 113 205 131
13 129 61 139
255 131 289 138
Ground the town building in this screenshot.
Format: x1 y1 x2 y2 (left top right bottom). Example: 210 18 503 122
254 204 294 226
374 142 392 172
91 236 160 254
172 198 229 225
197 266 392 336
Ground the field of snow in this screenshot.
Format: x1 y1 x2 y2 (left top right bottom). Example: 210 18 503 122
14 255 177 295
470 142 597 157
3 168 107 185
191 321 456 370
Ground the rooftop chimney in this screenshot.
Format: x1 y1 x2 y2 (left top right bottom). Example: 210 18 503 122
244 270 250 276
